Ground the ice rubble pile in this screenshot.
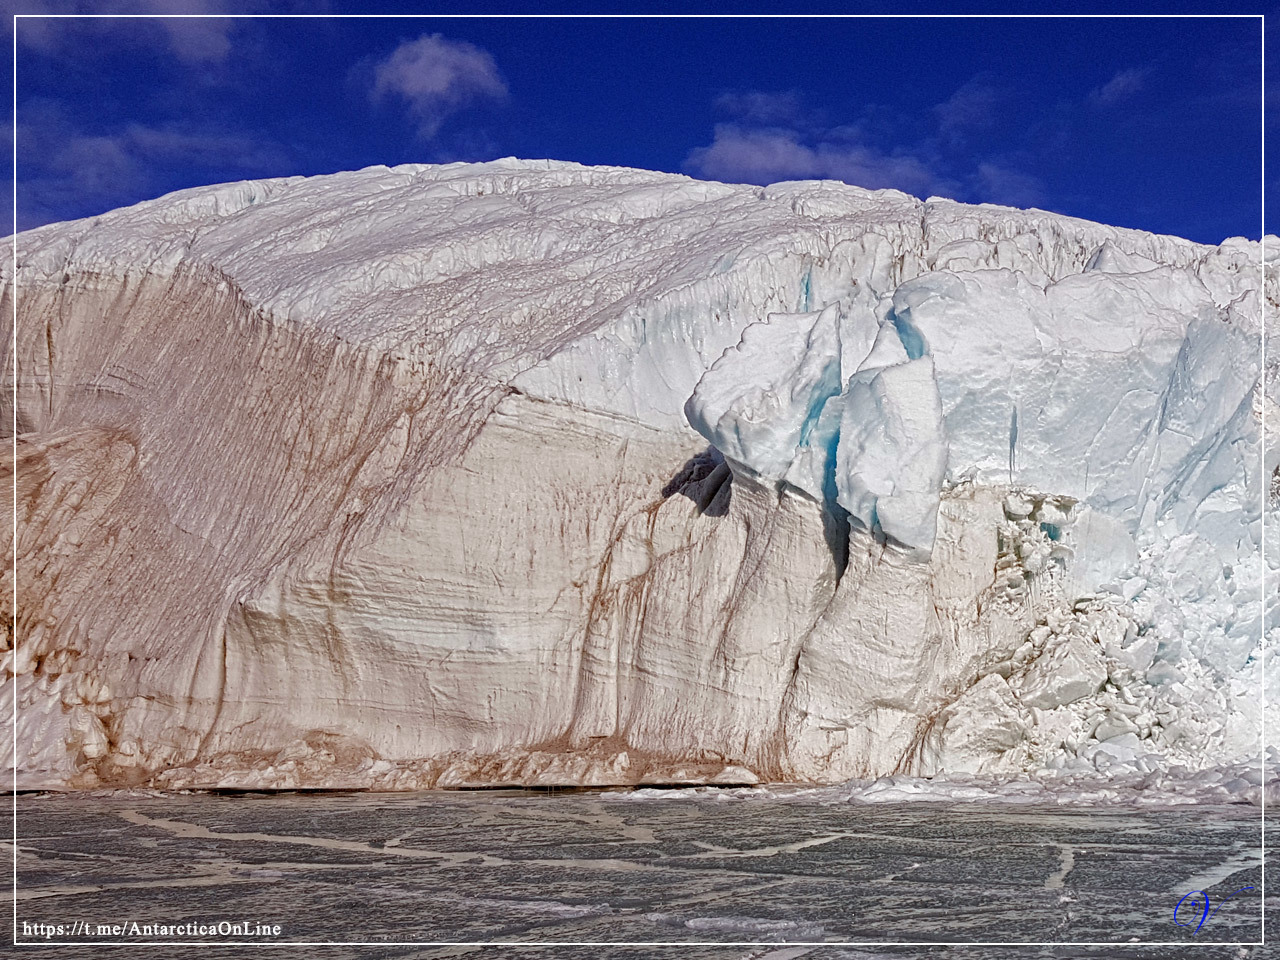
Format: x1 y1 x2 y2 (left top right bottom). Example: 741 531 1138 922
1 158 1273 792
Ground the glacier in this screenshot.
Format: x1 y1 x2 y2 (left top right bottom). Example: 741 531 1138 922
1 158 1274 794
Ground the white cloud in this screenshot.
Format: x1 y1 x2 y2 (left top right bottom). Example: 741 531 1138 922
934 76 1002 140
973 162 1044 209
686 126 820 182
713 90 806 126
16 102 290 228
686 124 946 197
370 33 507 140
685 79 1052 208
13 0 255 64
1090 68 1148 106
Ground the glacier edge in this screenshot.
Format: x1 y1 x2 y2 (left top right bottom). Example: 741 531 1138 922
2 158 1274 793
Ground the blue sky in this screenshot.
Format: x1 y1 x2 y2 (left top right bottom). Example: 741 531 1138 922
9 5 1267 244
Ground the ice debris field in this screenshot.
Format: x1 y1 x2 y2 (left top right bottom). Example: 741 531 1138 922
2 158 1276 800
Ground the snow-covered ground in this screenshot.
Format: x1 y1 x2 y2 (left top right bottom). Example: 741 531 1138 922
2 158 1274 795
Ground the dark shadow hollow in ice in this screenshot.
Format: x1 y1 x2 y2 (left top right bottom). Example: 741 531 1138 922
665 446 853 577
662 446 732 517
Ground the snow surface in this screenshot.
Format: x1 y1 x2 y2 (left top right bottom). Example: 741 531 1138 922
2 158 1274 796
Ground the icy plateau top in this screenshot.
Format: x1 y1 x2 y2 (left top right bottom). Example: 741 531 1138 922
12 158 1264 380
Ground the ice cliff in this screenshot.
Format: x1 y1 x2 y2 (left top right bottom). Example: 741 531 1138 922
2 158 1273 791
